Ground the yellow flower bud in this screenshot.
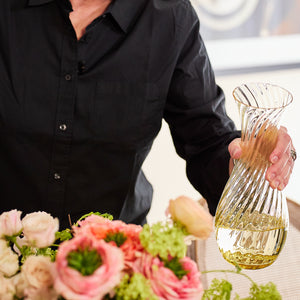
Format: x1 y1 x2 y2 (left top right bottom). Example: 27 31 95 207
168 196 213 239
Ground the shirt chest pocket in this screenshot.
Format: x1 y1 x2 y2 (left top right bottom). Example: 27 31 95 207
91 81 161 145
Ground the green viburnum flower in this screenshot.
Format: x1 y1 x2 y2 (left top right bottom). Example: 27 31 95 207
139 221 186 260
235 282 282 300
202 278 232 300
202 267 282 300
114 273 158 300
67 247 102 276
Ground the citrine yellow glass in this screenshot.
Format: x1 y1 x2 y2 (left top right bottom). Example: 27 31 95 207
215 83 293 270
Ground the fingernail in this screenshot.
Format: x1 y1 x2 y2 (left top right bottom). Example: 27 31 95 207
278 183 285 190
273 180 280 188
271 155 278 163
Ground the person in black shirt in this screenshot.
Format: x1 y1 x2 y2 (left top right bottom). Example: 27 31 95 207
0 0 296 228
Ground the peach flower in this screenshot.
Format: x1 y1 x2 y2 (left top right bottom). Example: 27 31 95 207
167 196 213 239
0 209 23 238
75 218 143 270
54 235 124 300
22 211 59 248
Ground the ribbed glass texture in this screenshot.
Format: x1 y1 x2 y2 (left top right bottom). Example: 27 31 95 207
215 83 293 270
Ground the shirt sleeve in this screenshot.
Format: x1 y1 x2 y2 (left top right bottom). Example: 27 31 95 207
163 2 240 215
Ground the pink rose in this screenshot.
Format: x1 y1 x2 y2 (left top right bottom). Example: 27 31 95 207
22 212 59 248
134 252 202 300
0 209 22 238
168 196 213 239
54 235 124 300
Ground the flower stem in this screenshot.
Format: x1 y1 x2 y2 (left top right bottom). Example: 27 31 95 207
202 269 256 285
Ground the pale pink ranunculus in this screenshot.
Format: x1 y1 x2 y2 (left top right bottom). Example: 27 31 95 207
54 235 124 300
22 211 59 248
134 252 203 300
0 240 19 277
0 209 23 238
0 274 15 300
21 255 55 290
167 196 213 239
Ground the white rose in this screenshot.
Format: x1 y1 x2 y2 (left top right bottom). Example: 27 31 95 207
24 286 58 300
0 240 19 277
0 210 23 238
0 274 15 300
22 255 54 290
22 212 59 248
10 272 28 299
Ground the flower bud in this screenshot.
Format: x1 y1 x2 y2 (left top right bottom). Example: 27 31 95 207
0 210 22 238
168 196 213 239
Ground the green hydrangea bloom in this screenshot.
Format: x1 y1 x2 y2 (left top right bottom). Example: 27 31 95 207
114 273 158 300
139 221 186 260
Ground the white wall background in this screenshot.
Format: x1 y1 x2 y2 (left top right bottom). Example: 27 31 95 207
144 68 300 224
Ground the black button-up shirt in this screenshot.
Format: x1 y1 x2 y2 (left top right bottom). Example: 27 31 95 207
0 0 239 228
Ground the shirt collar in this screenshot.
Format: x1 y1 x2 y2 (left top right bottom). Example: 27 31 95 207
27 0 148 33
108 0 148 33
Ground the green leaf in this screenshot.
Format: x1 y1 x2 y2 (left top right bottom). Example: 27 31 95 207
55 229 73 242
20 245 36 263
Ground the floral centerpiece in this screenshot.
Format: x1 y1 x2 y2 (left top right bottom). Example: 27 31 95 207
0 196 281 299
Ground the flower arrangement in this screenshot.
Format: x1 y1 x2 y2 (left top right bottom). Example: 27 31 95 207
0 196 281 300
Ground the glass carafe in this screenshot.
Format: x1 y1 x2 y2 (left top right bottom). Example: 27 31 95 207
215 82 293 270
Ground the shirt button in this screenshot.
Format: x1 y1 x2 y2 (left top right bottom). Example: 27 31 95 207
59 124 67 131
78 61 86 74
65 74 72 81
54 173 61 180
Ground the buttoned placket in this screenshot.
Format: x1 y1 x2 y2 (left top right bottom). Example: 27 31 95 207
47 27 78 214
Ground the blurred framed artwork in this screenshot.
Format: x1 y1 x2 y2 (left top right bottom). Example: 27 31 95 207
191 0 300 75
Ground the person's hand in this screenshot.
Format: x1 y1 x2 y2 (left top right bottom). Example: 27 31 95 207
228 126 296 190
